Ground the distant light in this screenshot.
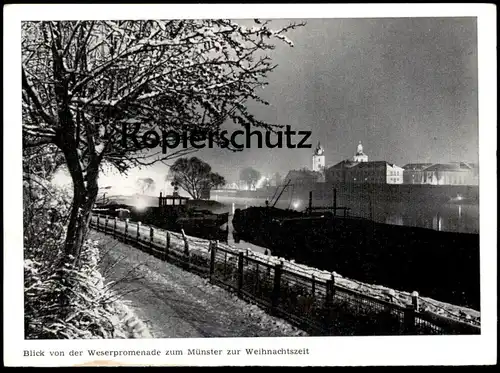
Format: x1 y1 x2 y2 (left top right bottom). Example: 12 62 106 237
292 201 300 209
134 198 148 211
255 176 268 189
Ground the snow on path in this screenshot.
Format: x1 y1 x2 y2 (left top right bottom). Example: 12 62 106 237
91 231 308 338
91 215 480 328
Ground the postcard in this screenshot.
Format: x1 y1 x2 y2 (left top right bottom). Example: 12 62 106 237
3 3 497 367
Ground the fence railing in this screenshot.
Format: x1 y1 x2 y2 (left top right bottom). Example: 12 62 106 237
90 213 480 336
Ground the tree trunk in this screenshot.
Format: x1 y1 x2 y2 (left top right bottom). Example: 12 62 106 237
61 141 100 266
64 183 97 264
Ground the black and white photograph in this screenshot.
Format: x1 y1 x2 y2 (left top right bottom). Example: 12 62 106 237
4 3 497 367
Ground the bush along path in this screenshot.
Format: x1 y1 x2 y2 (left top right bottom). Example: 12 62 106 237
92 231 308 338
25 234 152 339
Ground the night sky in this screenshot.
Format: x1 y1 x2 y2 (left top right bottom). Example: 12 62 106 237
98 17 479 191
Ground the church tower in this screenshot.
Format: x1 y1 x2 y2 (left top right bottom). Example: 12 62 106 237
312 142 326 172
353 141 368 163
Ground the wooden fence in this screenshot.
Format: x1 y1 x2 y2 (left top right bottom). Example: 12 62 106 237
90 213 480 336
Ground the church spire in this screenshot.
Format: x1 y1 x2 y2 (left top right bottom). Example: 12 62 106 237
357 141 364 155
312 141 325 171
353 141 368 162
314 141 324 156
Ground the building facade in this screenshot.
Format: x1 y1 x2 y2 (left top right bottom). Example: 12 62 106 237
325 142 403 184
345 161 404 184
325 160 358 183
284 169 324 186
402 163 434 184
402 162 477 185
421 163 475 185
288 141 479 187
327 161 404 184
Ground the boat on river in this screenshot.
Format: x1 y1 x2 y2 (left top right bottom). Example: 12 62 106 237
231 184 480 311
93 193 229 241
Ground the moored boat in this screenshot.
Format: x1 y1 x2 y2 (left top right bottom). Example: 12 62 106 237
93 194 229 241
231 192 480 311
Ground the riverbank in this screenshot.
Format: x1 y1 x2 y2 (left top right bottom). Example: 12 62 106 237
90 214 480 334
93 231 307 338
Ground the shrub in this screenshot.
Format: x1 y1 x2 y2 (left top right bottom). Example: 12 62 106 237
24 179 147 339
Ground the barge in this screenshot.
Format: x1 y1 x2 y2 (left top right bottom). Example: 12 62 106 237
232 187 480 310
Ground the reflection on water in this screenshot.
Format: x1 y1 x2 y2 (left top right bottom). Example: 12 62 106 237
432 215 442 231
215 198 479 255
376 203 479 234
216 197 479 234
386 214 404 227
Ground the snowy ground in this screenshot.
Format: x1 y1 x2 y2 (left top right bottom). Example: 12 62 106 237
91 215 480 329
91 231 308 338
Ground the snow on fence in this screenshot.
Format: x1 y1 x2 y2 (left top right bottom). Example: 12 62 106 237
90 214 480 336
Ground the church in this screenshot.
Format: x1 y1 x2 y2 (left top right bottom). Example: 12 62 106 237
312 142 326 172
325 142 404 184
283 142 326 186
284 141 404 186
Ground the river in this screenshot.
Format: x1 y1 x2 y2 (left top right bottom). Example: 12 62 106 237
212 195 479 235
100 193 479 255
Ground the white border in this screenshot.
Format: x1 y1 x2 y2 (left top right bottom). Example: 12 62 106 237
3 3 497 367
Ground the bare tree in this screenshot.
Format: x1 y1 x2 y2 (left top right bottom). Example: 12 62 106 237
168 157 226 199
21 19 304 263
240 167 261 190
136 177 156 195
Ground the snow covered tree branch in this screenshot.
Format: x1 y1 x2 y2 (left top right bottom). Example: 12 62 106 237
22 19 304 262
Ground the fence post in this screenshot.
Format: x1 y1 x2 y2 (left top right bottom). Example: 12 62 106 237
181 229 189 254
104 215 109 233
308 191 313 214
404 291 419 335
271 262 283 315
150 227 154 254
325 276 334 304
164 232 170 262
181 229 189 270
411 291 420 312
209 241 217 282
311 274 316 297
97 215 100 231
136 221 141 244
237 251 244 296
333 187 337 217
113 217 117 238
124 219 128 244
324 273 336 331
